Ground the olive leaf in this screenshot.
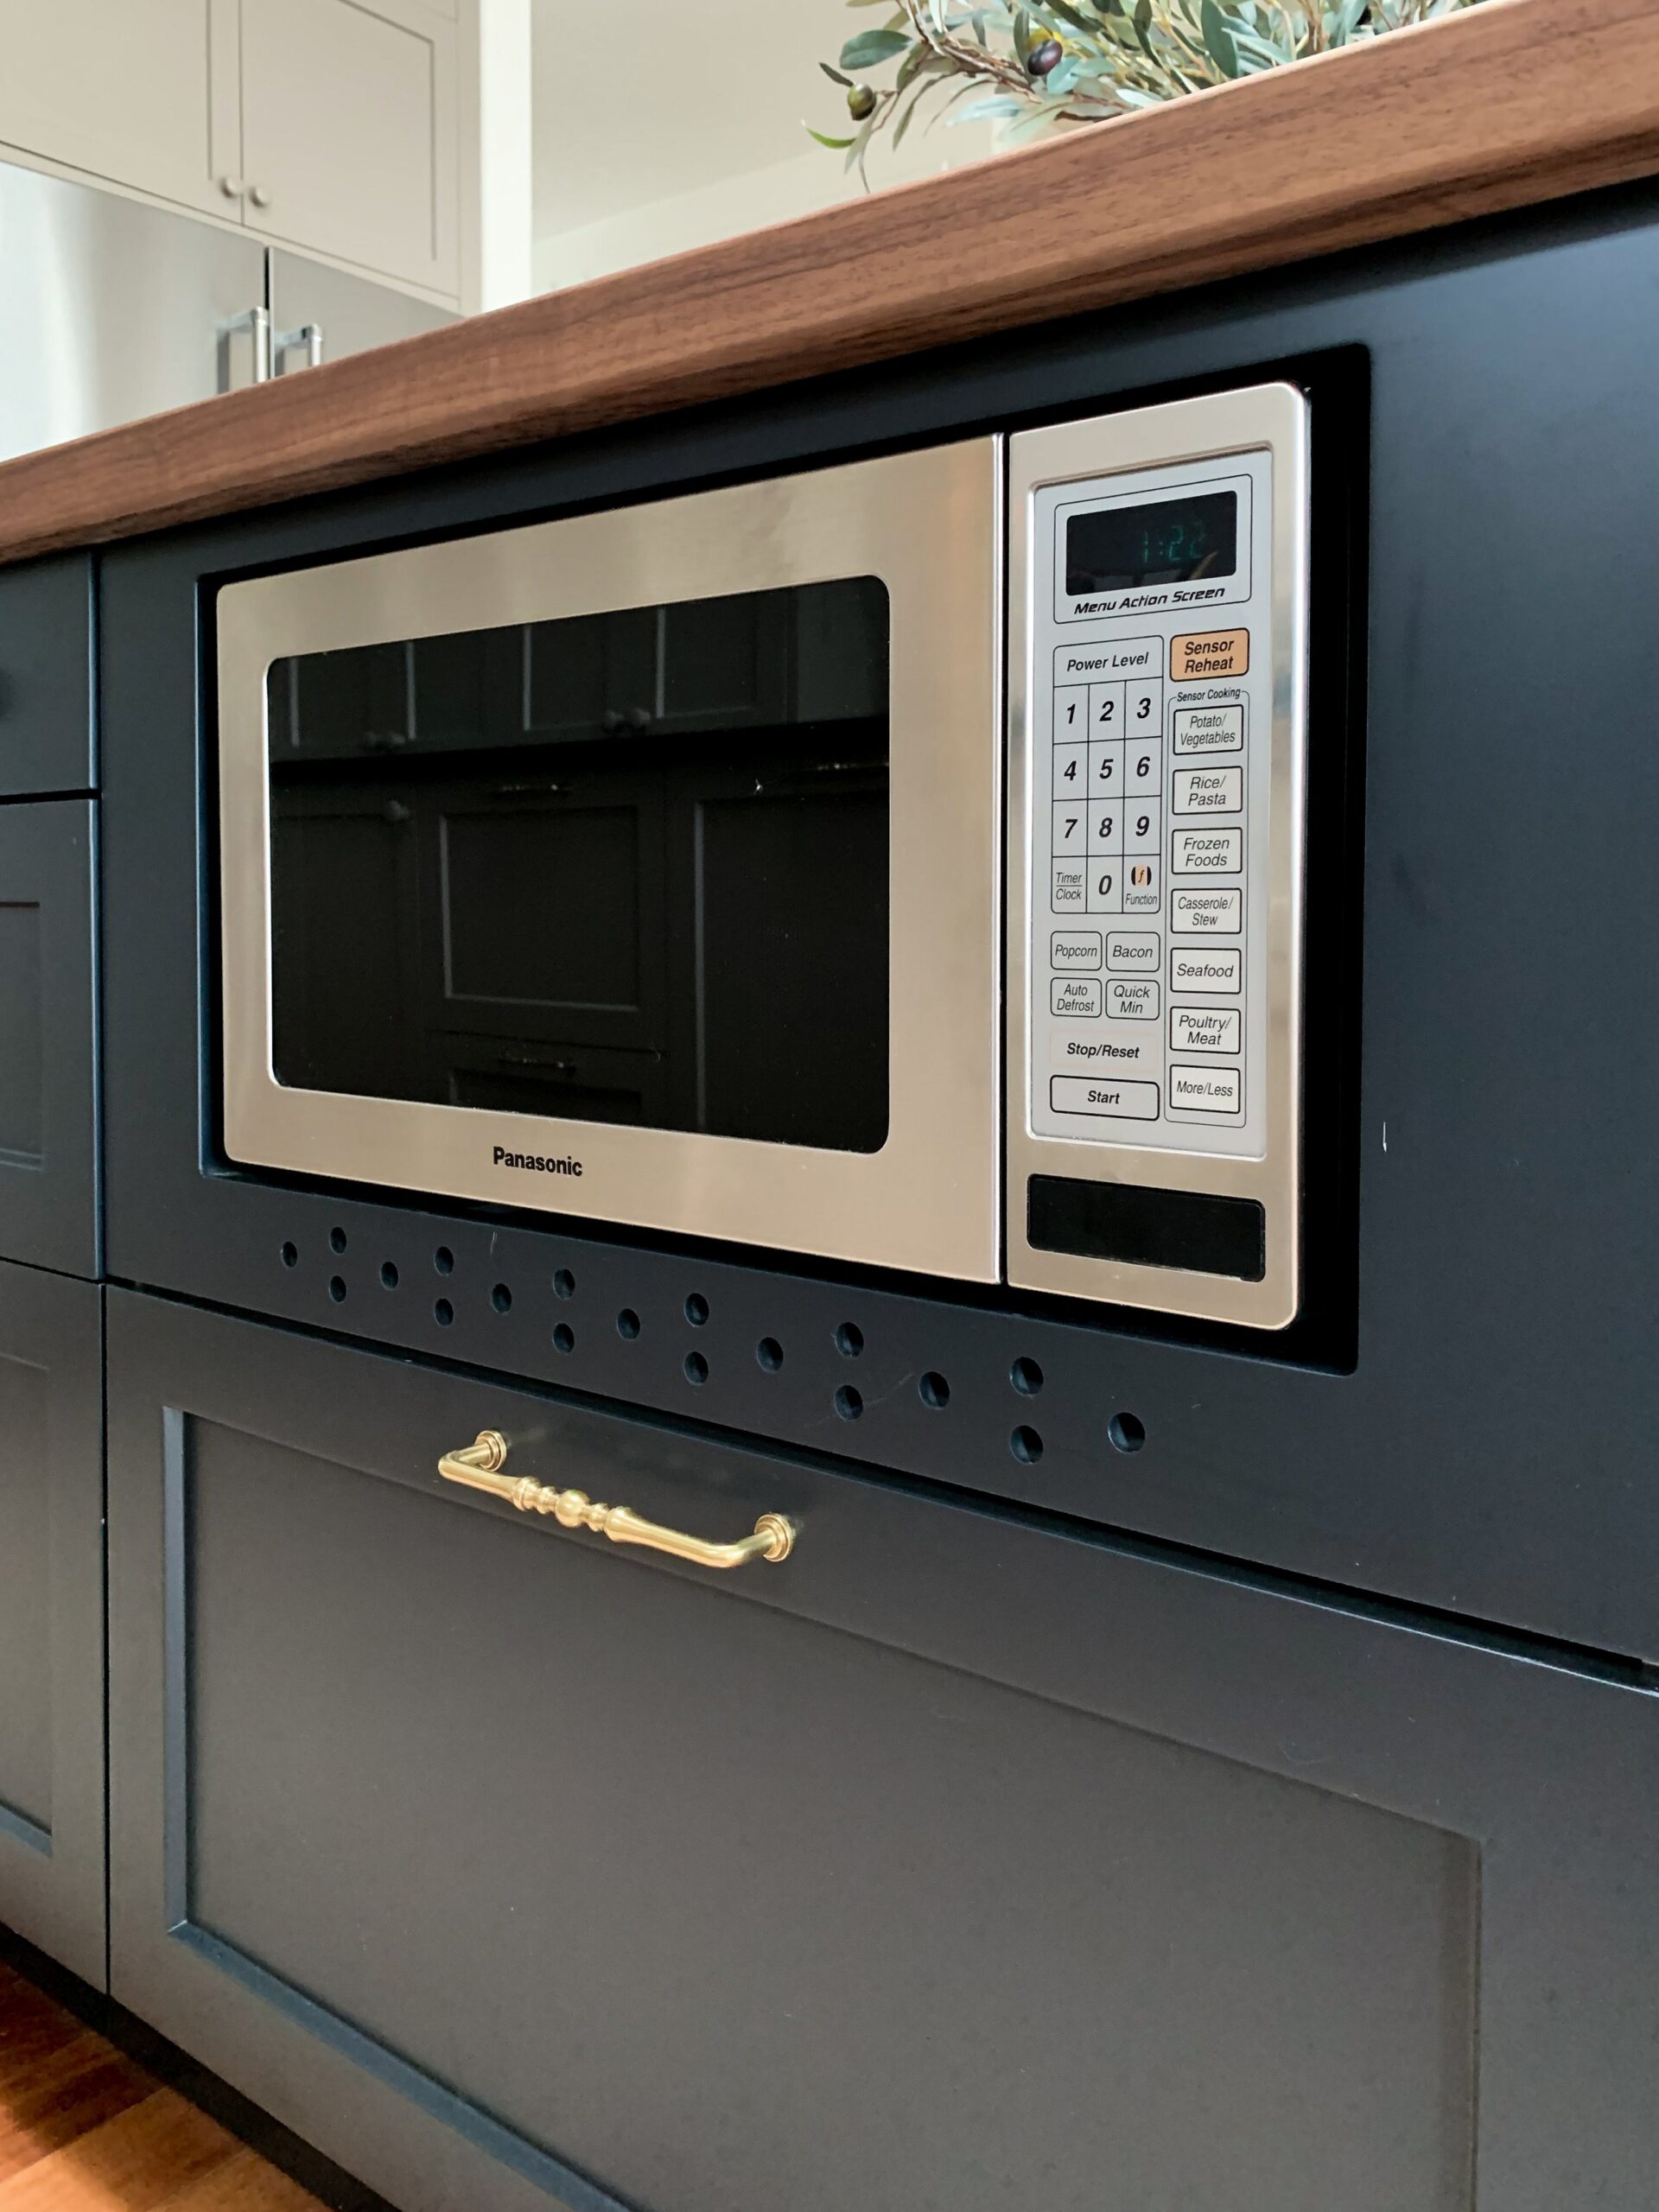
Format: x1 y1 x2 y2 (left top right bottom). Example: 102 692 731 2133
816 0 1488 162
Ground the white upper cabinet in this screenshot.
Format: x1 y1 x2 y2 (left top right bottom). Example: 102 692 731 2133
235 0 458 296
0 0 231 219
0 0 480 302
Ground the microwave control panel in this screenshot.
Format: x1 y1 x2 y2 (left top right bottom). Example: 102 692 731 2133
1007 385 1310 1329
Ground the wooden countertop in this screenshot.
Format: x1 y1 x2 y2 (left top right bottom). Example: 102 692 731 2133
3 0 1656 568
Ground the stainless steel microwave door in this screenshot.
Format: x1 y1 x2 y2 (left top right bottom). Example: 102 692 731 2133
217 441 1002 1281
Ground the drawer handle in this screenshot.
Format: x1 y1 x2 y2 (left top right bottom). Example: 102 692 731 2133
437 1431 796 1569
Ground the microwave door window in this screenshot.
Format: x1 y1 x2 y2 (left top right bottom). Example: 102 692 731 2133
265 578 891 1153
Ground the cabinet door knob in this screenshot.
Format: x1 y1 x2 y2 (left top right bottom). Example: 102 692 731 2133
626 706 653 733
249 183 274 208
219 175 245 199
438 1432 797 1570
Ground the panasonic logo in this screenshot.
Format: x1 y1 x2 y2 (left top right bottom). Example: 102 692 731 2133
493 1146 583 1177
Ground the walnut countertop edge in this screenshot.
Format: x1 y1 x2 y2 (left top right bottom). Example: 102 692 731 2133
2 0 1653 569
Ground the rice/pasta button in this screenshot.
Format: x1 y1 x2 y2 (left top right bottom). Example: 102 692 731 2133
1173 766 1243 816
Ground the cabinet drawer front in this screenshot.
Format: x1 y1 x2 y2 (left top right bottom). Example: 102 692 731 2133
0 800 99 1277
0 557 93 795
107 1292 1659 2212
0 1262 105 1984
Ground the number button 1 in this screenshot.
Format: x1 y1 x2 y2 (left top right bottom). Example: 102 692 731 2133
1052 685 1087 740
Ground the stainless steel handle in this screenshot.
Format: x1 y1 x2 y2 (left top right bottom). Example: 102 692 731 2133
438 1433 797 1571
222 304 272 385
276 321 325 374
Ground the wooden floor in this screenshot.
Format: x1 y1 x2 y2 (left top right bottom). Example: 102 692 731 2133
0 1961 325 2210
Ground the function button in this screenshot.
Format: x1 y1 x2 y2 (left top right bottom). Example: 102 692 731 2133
1052 859 1087 912
1052 800 1087 856
1125 677 1163 735
1171 629 1249 681
1173 703 1244 755
1122 855 1160 915
1169 1064 1242 1116
1172 886 1242 933
1052 685 1088 741
1106 930 1160 973
1052 976 1102 1018
1124 798 1160 856
1051 1073 1160 1121
1054 638 1160 685
1088 680 1125 737
1106 977 1159 1021
1170 1006 1241 1055
1050 930 1102 970
1124 735 1161 792
1086 862 1122 916
1086 803 1122 857
1088 738 1123 794
1173 766 1243 815
1170 945 1241 995
1052 742 1086 797
1171 826 1243 876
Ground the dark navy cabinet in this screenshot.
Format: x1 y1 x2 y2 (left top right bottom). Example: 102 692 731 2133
105 1288 1659 2212
0 799 100 1280
0 556 94 797
0 1259 105 1986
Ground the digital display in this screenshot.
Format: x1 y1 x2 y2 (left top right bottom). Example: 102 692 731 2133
1065 491 1237 596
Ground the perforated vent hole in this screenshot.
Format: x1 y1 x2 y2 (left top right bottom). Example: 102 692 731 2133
834 1385 863 1421
1010 1357 1044 1396
434 1246 454 1276
1109 1412 1146 1454
684 1293 709 1327
617 1308 641 1339
434 1299 454 1327
380 1262 399 1290
552 1322 575 1353
280 1242 299 1269
328 1276 346 1303
1010 1425 1044 1465
683 1351 709 1385
329 1226 347 1255
756 1337 784 1372
554 1269 576 1300
835 1322 863 1358
492 1283 512 1314
919 1371 950 1409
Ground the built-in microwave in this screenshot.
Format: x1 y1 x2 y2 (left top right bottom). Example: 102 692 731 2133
218 383 1309 1327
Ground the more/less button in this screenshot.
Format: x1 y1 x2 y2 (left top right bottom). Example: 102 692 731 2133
1171 629 1249 681
1051 1074 1160 1121
1169 1063 1242 1115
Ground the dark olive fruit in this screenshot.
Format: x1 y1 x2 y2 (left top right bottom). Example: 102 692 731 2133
847 83 877 119
1027 37 1064 75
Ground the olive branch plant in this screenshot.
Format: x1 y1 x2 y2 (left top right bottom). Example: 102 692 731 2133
813 0 1485 181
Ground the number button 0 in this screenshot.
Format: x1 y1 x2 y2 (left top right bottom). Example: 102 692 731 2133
1087 864 1123 916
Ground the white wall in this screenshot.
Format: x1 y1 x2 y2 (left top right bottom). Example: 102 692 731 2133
531 0 995 292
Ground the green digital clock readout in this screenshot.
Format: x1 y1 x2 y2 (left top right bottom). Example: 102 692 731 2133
1065 490 1237 595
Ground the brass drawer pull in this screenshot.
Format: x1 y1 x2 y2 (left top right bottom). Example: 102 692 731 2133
437 1431 796 1570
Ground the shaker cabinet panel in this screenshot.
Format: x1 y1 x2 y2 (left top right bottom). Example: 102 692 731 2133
0 1262 105 1986
0 0 226 218
239 0 458 295
0 802 99 1280
106 1292 1659 2212
0 556 94 796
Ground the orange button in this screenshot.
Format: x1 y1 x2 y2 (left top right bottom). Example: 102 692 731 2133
1171 629 1249 681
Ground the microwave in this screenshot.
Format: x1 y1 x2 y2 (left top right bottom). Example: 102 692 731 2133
218 383 1309 1328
